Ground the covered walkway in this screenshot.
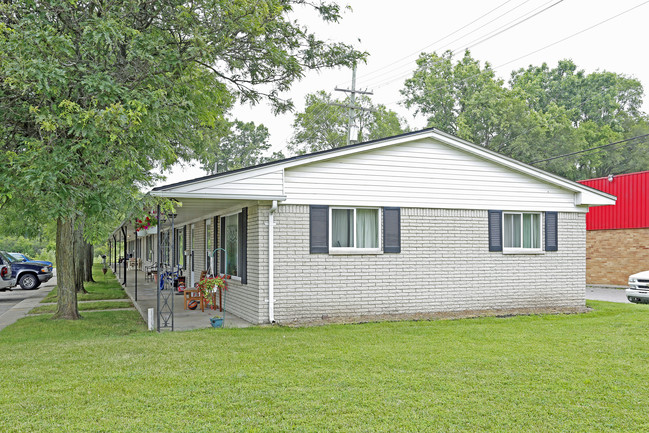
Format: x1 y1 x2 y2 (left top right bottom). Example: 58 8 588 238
118 268 253 331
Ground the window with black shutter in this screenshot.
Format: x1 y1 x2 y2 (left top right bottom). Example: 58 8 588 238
310 205 401 254
219 209 247 283
490 210 558 253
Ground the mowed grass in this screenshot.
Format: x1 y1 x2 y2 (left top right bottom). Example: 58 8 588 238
2 299 649 432
42 264 128 303
30 300 133 314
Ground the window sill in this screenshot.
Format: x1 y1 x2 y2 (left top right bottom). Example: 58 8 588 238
328 249 383 256
218 274 241 282
502 249 545 255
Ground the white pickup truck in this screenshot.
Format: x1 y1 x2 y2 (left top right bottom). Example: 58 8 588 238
627 270 649 304
0 251 16 291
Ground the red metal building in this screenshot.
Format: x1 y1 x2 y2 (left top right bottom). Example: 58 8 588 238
579 171 649 230
578 171 649 286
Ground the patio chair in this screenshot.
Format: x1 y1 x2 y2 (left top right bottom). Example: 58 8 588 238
144 262 156 282
183 270 209 312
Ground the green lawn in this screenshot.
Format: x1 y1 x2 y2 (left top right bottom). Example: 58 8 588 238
1 300 649 432
42 264 128 302
30 300 134 314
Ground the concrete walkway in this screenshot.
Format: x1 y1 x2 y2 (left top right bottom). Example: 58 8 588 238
0 275 57 332
586 285 630 303
116 267 253 331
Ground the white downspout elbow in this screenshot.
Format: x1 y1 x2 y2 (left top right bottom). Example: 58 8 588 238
268 200 278 323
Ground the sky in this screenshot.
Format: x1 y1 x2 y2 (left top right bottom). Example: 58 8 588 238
158 0 649 186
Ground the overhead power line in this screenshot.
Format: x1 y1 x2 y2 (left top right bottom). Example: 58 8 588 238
361 0 563 89
496 0 649 69
365 0 647 92
530 133 649 164
451 0 564 55
346 0 518 85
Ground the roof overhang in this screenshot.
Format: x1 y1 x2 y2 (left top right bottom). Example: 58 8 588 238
150 191 286 201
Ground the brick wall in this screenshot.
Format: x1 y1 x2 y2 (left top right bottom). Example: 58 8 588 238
586 228 649 286
217 205 267 324
272 206 586 325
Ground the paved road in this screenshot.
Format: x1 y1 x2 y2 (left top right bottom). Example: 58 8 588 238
0 275 57 331
586 286 630 303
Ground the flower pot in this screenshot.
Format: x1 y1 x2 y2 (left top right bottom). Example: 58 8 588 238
210 317 224 328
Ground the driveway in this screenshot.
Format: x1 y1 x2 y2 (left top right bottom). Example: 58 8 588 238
0 274 57 331
586 286 630 303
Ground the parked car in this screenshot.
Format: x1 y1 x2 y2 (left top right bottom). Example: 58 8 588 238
1 251 53 290
627 270 649 303
7 252 53 268
0 251 16 291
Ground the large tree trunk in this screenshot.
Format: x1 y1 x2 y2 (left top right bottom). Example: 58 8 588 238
74 220 87 293
53 217 81 320
84 242 95 282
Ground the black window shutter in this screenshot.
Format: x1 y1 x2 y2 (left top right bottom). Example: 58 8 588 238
488 210 503 252
220 217 226 274
172 229 177 266
183 225 187 269
383 207 401 253
545 212 558 251
239 208 248 284
310 205 329 253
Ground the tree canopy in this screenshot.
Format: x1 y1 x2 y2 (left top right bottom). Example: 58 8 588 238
288 90 407 154
0 0 363 318
401 51 648 180
201 120 284 173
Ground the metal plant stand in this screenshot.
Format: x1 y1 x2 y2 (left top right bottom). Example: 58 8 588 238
156 210 175 331
211 248 228 328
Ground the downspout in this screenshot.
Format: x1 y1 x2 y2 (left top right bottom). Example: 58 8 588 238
268 200 278 323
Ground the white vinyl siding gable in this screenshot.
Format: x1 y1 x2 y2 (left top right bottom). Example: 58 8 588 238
283 139 578 212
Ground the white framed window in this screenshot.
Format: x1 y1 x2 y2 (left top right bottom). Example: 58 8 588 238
221 212 239 277
503 212 542 252
329 207 381 253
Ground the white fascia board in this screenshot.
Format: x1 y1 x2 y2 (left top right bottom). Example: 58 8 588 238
150 191 287 201
575 191 617 207
155 168 285 193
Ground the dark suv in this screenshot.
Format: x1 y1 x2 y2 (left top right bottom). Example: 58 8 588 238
1 251 53 290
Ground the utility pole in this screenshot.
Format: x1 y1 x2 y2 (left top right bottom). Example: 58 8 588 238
334 64 374 145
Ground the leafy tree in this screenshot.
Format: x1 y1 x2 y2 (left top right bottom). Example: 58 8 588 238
401 51 648 180
289 91 407 154
202 120 283 173
510 60 644 128
401 50 499 135
0 0 363 319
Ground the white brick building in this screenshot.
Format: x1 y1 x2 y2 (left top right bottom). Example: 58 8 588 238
129 129 615 325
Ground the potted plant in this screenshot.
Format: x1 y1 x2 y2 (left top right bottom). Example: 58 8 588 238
196 275 228 327
135 211 158 233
